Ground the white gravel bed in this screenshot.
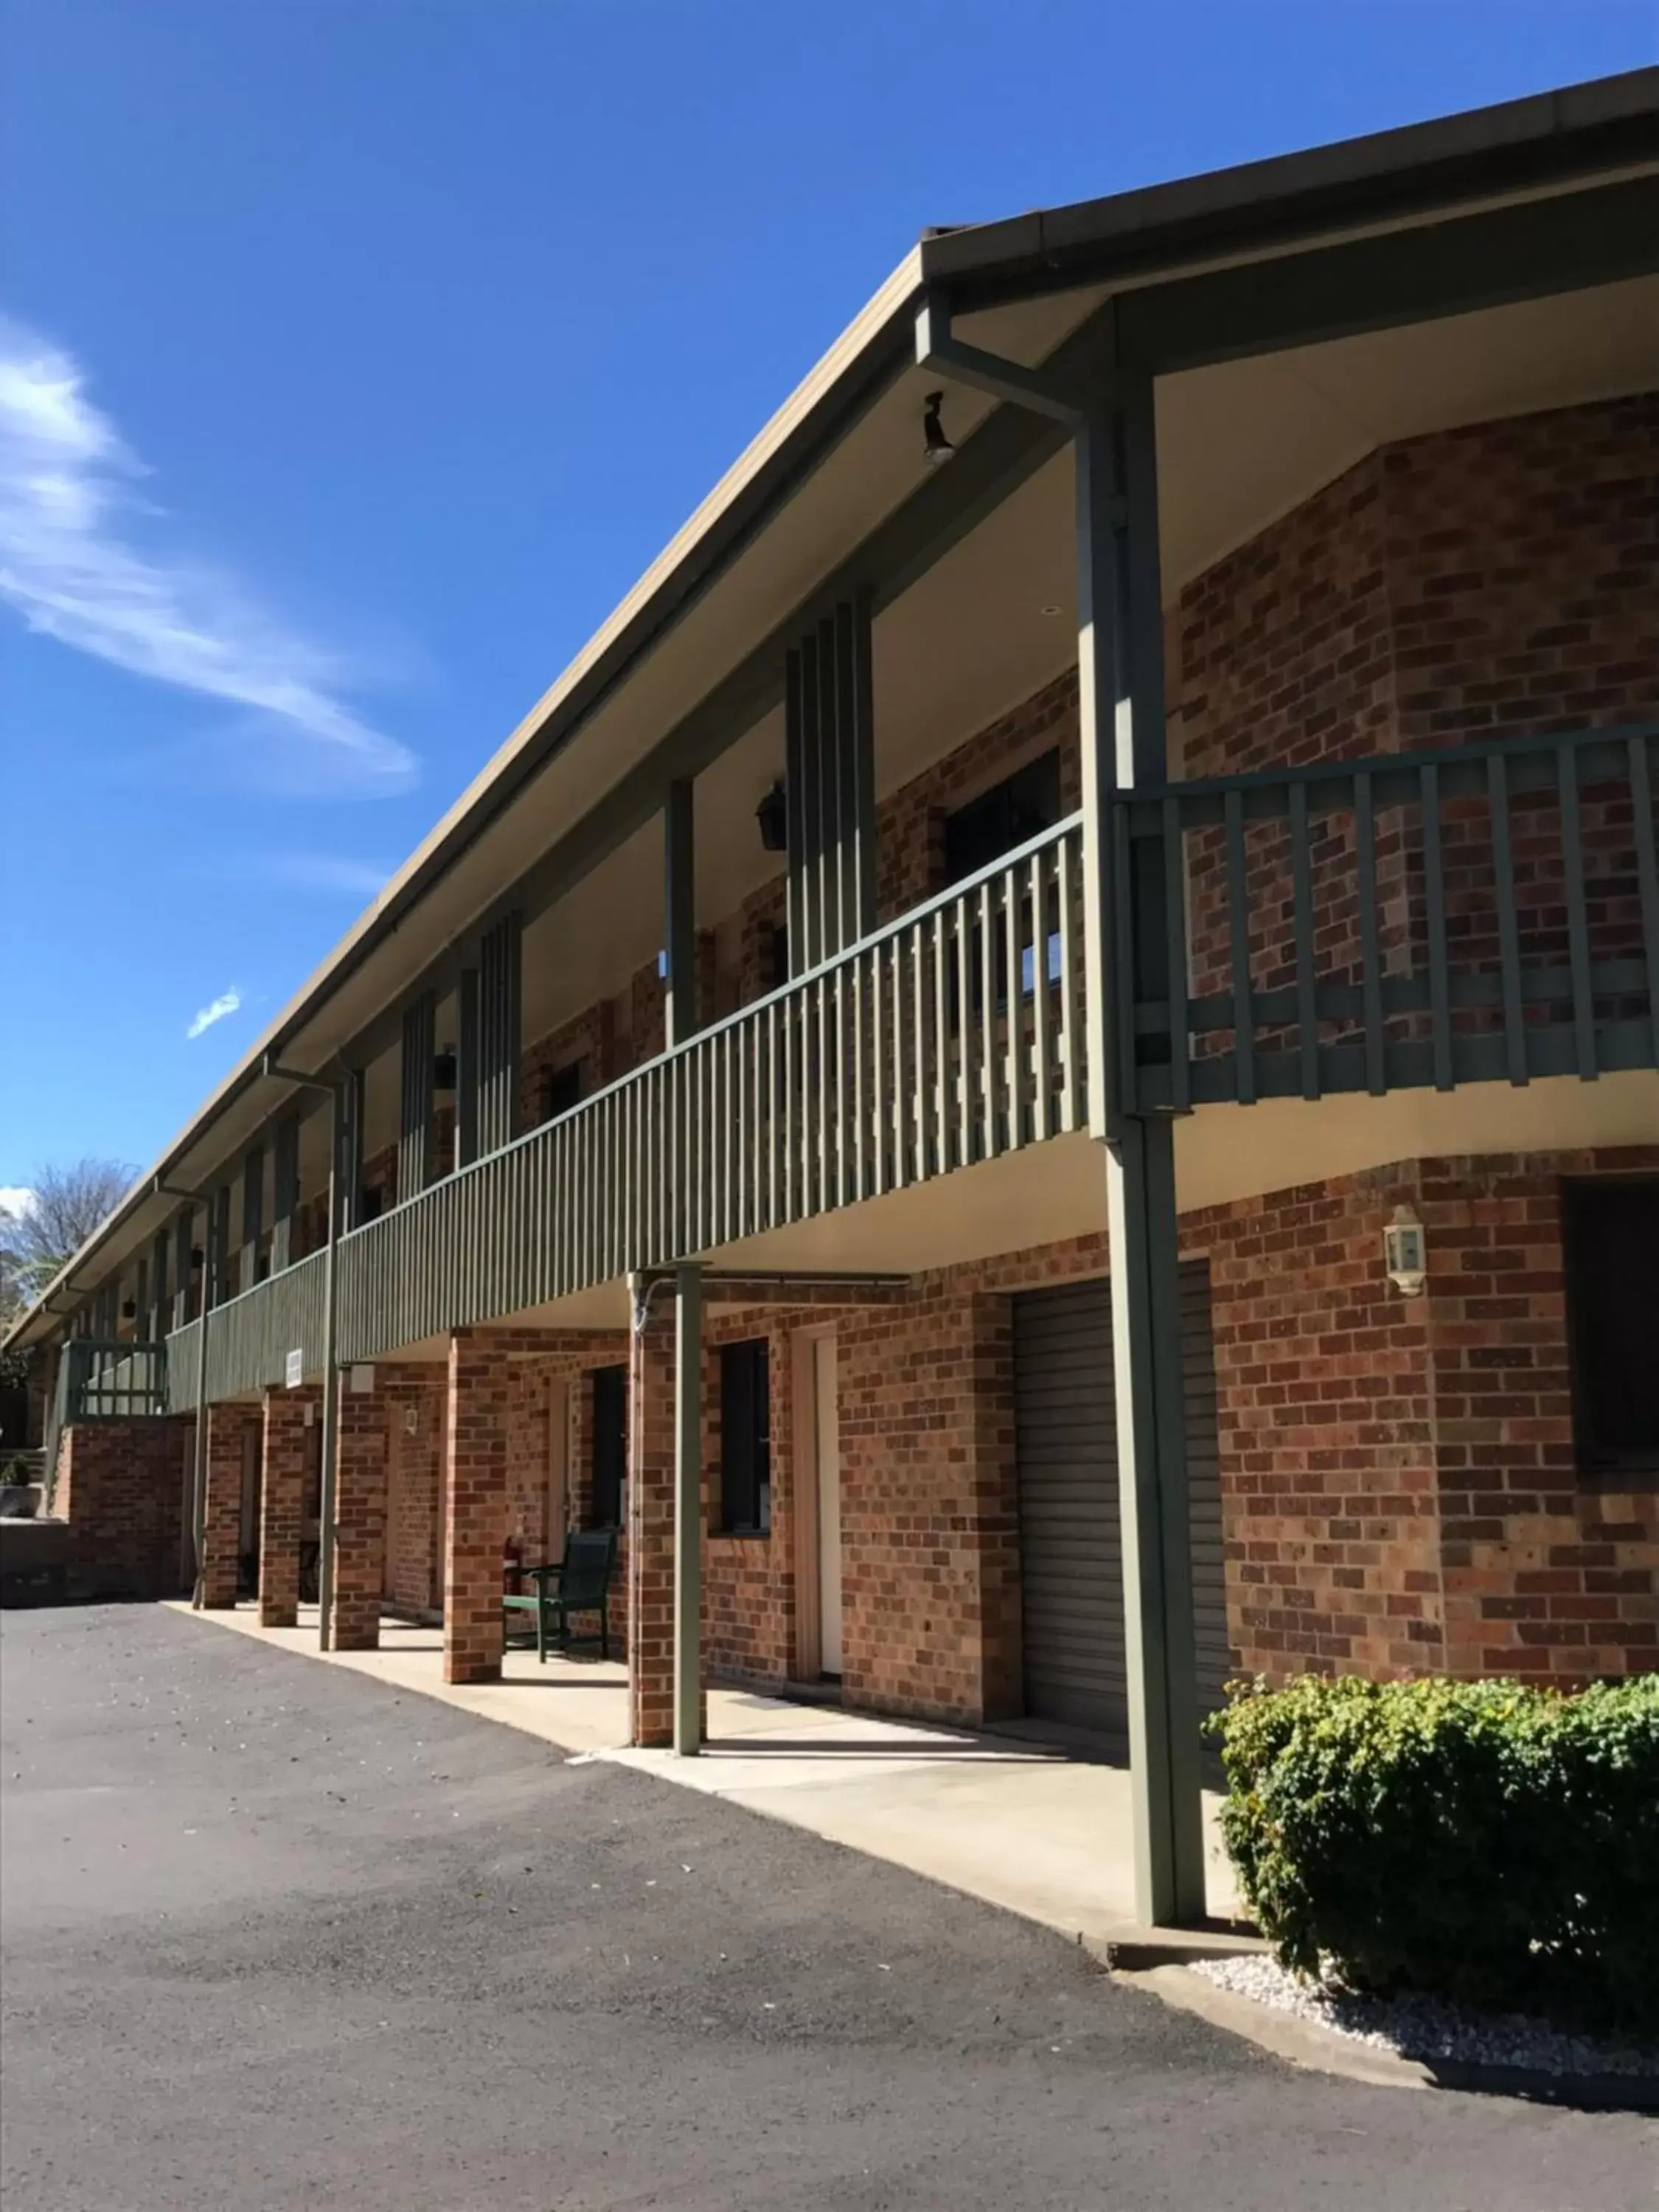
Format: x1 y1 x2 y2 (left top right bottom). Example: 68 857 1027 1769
1192 1954 1659 2080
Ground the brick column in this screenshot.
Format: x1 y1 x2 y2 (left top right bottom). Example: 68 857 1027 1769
330 1373 387 1649
201 1405 248 1607
259 1386 316 1627
627 1306 678 1745
444 1331 509 1684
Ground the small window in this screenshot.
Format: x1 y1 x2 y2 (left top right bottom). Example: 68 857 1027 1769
590 1365 627 1529
1565 1179 1659 1478
942 748 1062 886
302 1422 322 1520
764 921 790 991
545 1060 585 1122
719 1339 771 1535
358 1183 384 1225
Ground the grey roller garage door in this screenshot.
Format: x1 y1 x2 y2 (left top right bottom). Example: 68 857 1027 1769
1014 1264 1230 1750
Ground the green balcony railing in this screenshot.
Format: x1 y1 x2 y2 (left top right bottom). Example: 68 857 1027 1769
158 720 1658 1401
1117 721 1658 1109
44 1337 170 1496
332 813 1087 1364
165 1246 328 1408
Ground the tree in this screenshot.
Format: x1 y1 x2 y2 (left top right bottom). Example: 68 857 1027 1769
0 1159 137 1315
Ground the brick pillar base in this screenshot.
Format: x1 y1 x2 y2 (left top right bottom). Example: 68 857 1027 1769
444 1332 508 1684
330 1374 386 1649
201 1405 248 1607
260 1386 316 1627
627 1310 678 1747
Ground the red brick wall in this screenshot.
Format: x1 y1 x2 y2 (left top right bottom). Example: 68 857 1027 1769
444 1331 509 1682
1172 394 1658 1056
331 1374 389 1649
829 1287 1022 1725
872 669 1081 925
1184 1169 1444 1677
51 1416 192 1601
674 1146 1658 1725
360 1142 398 1215
202 1404 255 1607
699 1310 798 1688
519 1001 619 1130
1423 1148 1659 1682
383 1368 445 1614
627 1306 679 1743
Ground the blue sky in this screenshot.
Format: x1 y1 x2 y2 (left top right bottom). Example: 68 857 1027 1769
2 0 1652 1197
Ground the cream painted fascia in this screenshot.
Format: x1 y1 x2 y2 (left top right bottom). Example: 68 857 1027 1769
526 1071 1657 1295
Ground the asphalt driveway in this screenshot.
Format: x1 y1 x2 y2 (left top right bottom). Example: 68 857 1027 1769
1 1606 1650 2212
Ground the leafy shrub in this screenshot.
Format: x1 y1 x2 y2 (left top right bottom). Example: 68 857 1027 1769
1211 1673 1659 2038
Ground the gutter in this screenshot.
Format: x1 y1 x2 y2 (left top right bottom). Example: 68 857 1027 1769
919 68 1659 305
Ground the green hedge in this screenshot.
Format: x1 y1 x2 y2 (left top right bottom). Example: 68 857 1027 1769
1211 1673 1659 2038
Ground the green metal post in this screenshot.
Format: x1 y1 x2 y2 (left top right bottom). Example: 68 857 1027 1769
316 1081 343 1651
672 1262 703 1756
189 1199 215 1609
1077 333 1206 1929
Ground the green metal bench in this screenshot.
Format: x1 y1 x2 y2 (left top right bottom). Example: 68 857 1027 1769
502 1529 617 1662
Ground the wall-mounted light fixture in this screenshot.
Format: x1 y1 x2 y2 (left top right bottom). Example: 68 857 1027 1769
1383 1204 1427 1297
922 390 955 470
189 1246 204 1272
433 1046 458 1092
121 1298 137 1321
756 780 787 853
403 1402 420 1436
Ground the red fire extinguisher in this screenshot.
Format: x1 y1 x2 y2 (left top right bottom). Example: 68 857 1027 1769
502 1532 523 1596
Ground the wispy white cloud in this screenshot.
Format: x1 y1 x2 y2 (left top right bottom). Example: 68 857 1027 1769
0 1186 34 1221
0 314 417 796
186 987 242 1040
248 850 394 900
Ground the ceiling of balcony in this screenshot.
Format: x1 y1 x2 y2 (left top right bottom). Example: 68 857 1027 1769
504 271 1658 1070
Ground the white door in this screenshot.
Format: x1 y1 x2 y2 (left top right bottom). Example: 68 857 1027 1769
814 1335 844 1677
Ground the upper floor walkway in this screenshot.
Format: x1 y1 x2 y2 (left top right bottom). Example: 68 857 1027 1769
161 715 1658 1408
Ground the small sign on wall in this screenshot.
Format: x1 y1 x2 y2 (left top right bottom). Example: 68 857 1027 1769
285 1348 304 1389
348 1363 376 1395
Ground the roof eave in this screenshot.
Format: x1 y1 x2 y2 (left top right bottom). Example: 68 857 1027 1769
919 67 1659 305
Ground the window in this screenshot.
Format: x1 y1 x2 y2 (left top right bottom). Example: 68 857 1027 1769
1564 1179 1659 1478
942 750 1064 1031
545 1059 584 1122
590 1365 627 1528
719 1338 771 1534
764 921 790 992
942 748 1062 886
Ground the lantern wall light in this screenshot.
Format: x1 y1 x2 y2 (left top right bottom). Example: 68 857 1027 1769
1383 1205 1427 1297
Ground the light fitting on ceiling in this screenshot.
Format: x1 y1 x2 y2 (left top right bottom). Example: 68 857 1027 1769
922 390 955 470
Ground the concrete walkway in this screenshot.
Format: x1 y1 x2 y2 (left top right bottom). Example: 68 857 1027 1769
163 1599 1244 1944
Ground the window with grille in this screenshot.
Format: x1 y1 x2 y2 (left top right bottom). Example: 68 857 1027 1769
590 1364 627 1528
719 1339 771 1535
1564 1179 1659 1479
